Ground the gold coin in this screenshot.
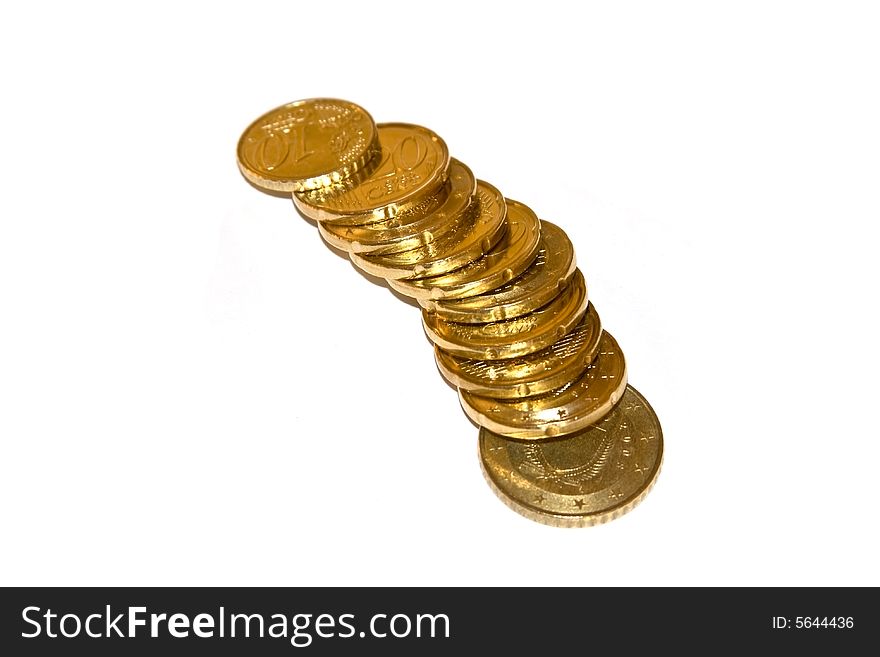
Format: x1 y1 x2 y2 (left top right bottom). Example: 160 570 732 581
422 270 588 359
423 220 577 323
351 180 507 281
316 159 475 255
479 385 662 527
237 98 380 194
460 329 627 439
293 123 450 225
435 303 602 399
387 198 542 300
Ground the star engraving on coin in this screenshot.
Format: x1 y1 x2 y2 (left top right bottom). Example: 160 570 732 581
460 329 626 440
479 385 662 527
239 99 664 529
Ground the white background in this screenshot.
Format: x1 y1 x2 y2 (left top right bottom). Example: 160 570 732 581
2 1 878 586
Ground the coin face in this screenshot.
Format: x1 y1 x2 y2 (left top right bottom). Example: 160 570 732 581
387 198 542 300
237 99 380 193
423 220 577 323
316 159 474 255
479 385 662 527
435 303 602 399
422 270 588 359
293 122 450 224
351 180 507 280
460 329 627 439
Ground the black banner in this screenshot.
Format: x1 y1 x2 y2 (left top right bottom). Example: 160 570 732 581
0 587 871 654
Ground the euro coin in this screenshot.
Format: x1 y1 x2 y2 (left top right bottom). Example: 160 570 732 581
293 122 449 224
316 159 475 255
422 270 588 359
479 385 662 527
237 98 380 193
387 198 542 300
434 303 601 399
460 329 627 439
351 180 507 280
423 220 577 323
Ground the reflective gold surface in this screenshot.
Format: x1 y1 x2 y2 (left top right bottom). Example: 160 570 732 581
351 180 507 280
387 198 542 300
423 220 577 323
480 385 662 527
422 270 588 359
237 99 380 194
238 98 662 527
293 123 449 224
316 159 474 255
435 304 602 398
460 330 627 439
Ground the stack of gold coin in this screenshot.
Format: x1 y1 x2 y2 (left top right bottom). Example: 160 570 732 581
238 98 663 527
